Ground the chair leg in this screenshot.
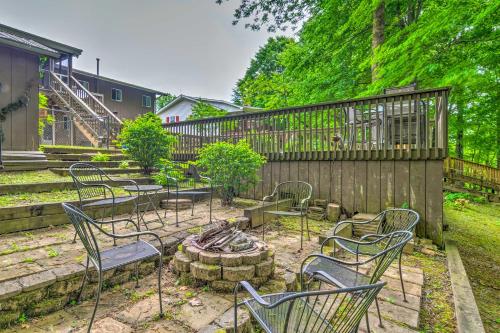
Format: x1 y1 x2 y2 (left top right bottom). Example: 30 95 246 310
300 215 304 250
135 263 140 288
72 231 78 244
158 254 164 317
110 207 116 247
306 214 310 240
399 251 407 302
191 194 195 216
375 297 384 327
87 271 103 333
365 313 371 333
77 257 89 303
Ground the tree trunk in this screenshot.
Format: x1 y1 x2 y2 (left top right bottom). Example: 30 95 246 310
497 104 500 168
456 105 464 159
371 1 385 82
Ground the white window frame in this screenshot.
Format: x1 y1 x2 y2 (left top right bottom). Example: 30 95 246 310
111 88 123 102
142 95 152 108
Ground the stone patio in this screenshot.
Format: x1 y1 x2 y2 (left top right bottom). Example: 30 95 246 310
0 201 424 332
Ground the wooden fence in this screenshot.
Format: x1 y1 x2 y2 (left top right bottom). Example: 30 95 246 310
444 157 500 191
164 87 450 161
163 87 450 246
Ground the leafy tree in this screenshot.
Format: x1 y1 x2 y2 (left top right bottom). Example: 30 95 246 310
216 0 320 32
155 93 176 112
118 113 176 175
187 101 228 120
226 0 500 166
196 141 266 205
233 36 295 108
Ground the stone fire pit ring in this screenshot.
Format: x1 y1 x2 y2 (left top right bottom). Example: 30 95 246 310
173 234 275 292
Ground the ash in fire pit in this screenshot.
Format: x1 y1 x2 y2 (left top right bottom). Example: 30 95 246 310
173 217 275 292
194 220 255 253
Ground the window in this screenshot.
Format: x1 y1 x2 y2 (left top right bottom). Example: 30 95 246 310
170 115 177 123
142 95 152 108
78 80 90 91
111 88 122 102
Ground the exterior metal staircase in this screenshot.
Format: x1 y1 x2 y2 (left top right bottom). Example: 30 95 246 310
48 71 122 147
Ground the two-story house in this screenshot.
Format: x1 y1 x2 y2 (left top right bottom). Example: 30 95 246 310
0 22 166 151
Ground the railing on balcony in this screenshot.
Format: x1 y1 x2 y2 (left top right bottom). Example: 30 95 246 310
163 87 450 161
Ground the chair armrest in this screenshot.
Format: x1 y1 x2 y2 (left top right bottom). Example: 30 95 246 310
360 233 386 241
98 218 140 232
320 235 363 253
93 226 164 249
234 281 270 307
300 198 309 211
262 194 276 202
110 178 140 192
333 218 377 236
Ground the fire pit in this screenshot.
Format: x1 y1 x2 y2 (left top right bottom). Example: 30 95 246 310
172 219 275 291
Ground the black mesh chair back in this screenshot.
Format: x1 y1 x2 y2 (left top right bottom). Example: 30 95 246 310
376 209 419 234
273 181 312 211
238 281 386 333
69 163 108 202
62 203 101 270
368 230 413 284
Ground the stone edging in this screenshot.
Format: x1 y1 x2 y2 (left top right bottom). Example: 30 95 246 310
445 239 485 333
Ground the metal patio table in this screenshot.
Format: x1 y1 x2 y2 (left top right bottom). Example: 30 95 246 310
123 184 164 229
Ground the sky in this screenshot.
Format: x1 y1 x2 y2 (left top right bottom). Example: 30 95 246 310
0 0 292 101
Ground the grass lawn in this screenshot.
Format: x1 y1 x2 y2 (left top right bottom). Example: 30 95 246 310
0 188 131 207
0 170 146 185
444 198 500 333
0 170 69 184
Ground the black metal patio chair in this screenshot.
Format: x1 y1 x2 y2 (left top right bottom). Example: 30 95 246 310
69 163 140 245
333 208 419 301
162 162 213 227
262 181 312 250
62 203 164 333
234 277 386 333
301 230 413 330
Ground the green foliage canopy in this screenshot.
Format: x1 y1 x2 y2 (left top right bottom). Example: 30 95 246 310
118 113 176 175
196 141 266 205
229 0 500 166
187 101 228 120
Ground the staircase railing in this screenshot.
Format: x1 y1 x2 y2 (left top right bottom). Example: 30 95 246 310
48 72 122 146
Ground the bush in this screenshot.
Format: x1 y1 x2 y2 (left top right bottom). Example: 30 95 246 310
118 161 129 169
196 141 266 206
444 191 486 209
118 113 176 175
91 152 110 162
152 160 186 186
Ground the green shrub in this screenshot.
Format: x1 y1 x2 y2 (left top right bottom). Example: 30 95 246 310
118 161 130 169
196 140 266 206
152 160 186 186
118 113 176 175
444 191 486 209
91 152 110 162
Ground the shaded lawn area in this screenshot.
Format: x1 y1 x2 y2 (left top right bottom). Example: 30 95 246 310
445 201 500 333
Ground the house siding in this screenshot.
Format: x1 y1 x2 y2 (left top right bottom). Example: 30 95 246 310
158 98 241 123
72 72 156 121
0 45 39 151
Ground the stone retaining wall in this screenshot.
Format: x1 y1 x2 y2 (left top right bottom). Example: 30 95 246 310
0 233 184 328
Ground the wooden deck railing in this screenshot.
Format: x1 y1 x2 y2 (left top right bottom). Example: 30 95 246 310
164 87 450 161
444 157 500 190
